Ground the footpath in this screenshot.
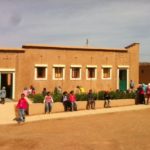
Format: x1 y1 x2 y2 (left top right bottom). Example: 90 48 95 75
0 101 150 125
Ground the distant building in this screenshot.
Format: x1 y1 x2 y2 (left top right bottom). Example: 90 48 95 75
139 62 150 84
0 43 139 100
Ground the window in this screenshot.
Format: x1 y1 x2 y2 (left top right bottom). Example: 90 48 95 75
102 65 112 80
37 67 46 78
70 65 82 80
86 65 97 80
88 68 95 78
53 64 65 80
55 67 63 78
34 64 48 80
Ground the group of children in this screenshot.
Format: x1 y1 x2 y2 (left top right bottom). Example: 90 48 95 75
41 89 111 113
16 87 111 124
136 83 150 105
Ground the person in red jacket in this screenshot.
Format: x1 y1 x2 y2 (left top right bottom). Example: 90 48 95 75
69 91 77 111
17 93 28 123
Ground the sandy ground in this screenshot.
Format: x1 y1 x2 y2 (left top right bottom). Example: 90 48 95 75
0 109 150 150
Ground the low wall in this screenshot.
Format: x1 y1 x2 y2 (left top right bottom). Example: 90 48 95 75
28 99 135 115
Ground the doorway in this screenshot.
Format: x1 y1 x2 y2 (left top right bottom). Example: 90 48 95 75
0 73 13 99
119 69 127 91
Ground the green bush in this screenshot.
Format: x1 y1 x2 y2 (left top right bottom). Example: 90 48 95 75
75 93 87 101
32 94 44 103
53 93 62 102
31 90 136 103
31 93 62 103
97 91 105 100
109 90 136 99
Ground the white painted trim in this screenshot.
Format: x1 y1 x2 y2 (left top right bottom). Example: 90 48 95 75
0 68 15 72
117 69 119 90
52 67 65 80
34 67 48 80
118 65 129 68
70 65 82 68
53 64 66 67
12 72 15 99
117 68 129 90
86 68 97 80
0 68 15 99
101 65 112 68
101 68 112 80
70 67 82 80
86 65 97 68
34 64 48 67
127 69 129 90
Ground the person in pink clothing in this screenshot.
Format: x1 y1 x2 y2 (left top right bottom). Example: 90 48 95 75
17 93 28 123
69 91 77 111
43 92 53 113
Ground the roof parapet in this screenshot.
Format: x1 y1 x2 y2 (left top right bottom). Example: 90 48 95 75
22 44 127 52
125 43 140 49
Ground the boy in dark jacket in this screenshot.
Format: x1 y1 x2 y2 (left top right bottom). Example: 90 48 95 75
104 91 111 108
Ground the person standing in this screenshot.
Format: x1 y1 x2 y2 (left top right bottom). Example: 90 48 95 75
69 91 77 111
104 91 111 108
130 80 135 91
44 92 53 113
0 86 6 104
42 88 47 97
86 89 95 109
146 83 150 104
138 85 145 104
16 93 28 123
61 91 69 111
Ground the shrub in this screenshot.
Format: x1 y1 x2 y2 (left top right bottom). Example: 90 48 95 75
31 90 136 103
31 93 62 103
97 91 105 100
32 94 44 103
76 93 87 101
52 93 62 102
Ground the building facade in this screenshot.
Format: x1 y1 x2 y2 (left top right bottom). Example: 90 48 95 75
0 43 139 100
139 62 150 84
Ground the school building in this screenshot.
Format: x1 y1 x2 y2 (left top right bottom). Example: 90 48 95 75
0 43 139 100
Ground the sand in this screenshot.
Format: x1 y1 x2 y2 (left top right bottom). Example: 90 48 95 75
0 109 150 150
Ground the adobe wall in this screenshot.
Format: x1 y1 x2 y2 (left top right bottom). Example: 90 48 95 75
15 45 138 99
139 63 150 84
0 43 139 100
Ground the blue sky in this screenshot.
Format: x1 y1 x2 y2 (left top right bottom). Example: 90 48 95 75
0 0 150 61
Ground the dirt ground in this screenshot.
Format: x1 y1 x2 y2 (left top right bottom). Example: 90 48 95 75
0 109 150 150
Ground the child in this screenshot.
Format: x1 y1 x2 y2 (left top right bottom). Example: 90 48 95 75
61 91 69 111
44 92 53 113
16 93 28 123
69 91 77 111
104 91 111 108
0 86 6 104
86 89 95 109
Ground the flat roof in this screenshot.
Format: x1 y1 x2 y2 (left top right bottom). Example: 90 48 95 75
140 62 150 66
22 44 128 52
0 48 25 53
